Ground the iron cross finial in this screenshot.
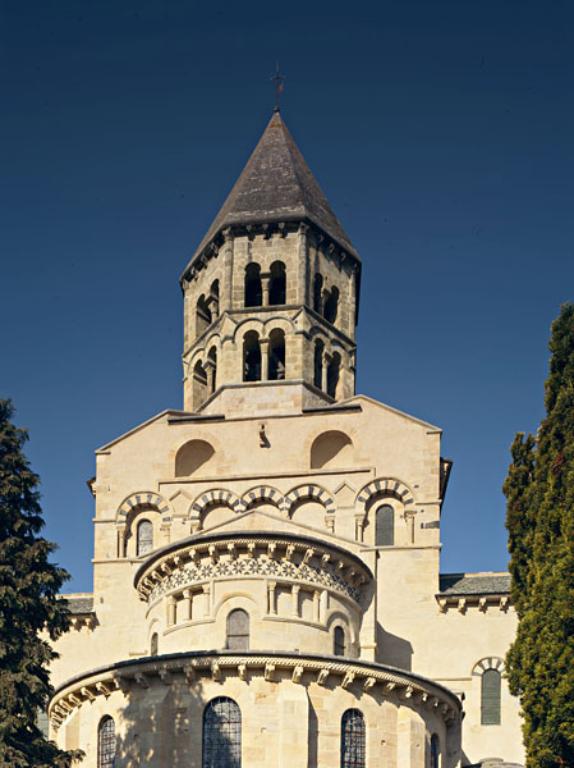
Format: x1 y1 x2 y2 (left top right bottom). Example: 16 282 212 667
271 62 285 112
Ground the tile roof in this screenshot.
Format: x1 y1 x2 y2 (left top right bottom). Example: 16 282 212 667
439 572 511 596
62 595 95 615
182 110 359 278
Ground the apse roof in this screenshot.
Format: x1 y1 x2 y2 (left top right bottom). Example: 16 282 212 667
181 110 359 278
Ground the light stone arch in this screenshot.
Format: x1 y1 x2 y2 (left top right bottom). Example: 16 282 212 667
355 478 415 522
189 489 245 520
284 483 335 516
231 317 266 344
242 485 283 511
262 316 295 336
213 591 260 620
472 656 505 676
117 491 171 523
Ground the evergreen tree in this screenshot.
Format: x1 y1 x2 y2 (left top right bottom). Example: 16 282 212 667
505 303 574 768
0 399 82 767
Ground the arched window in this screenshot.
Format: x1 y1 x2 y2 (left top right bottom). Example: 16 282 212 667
207 347 217 395
196 294 212 337
313 273 323 313
341 709 365 768
481 668 501 725
333 626 346 656
137 519 153 556
244 264 262 308
209 279 220 318
268 329 286 381
327 351 341 398
430 734 440 768
193 360 208 408
243 331 261 382
150 632 158 656
98 716 116 768
269 261 286 305
375 505 394 546
314 339 324 389
203 697 241 768
324 286 339 324
226 609 250 651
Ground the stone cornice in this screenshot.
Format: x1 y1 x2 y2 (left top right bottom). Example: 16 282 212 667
436 593 512 614
49 650 461 731
134 531 373 604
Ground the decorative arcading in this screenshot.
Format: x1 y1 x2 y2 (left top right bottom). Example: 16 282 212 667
191 489 245 517
190 484 335 521
117 492 171 522
49 652 461 731
135 535 370 605
284 484 335 515
355 478 415 518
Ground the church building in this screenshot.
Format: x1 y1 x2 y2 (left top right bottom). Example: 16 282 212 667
48 109 525 768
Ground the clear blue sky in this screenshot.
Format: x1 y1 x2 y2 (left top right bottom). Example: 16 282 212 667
1 1 572 593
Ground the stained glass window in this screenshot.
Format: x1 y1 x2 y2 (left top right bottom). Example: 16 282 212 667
226 609 249 651
137 520 153 557
341 709 365 768
98 716 116 768
375 505 394 546
203 697 241 768
481 668 501 725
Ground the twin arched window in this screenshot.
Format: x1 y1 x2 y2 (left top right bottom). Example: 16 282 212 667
375 505 394 547
98 716 116 768
481 668 502 725
341 709 365 768
136 520 153 557
226 609 250 651
243 330 285 382
244 261 286 308
203 697 241 768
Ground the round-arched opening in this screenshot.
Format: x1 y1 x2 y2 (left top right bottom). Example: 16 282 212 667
136 519 154 557
175 439 215 477
226 608 250 651
196 294 212 337
313 339 324 389
192 360 208 409
333 625 346 656
269 260 286 305
243 331 261 382
313 273 323 313
268 328 286 380
244 263 262 308
97 716 116 768
326 351 341 398
324 286 339 324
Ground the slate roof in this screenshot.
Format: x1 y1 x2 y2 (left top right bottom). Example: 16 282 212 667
439 572 511 596
182 110 359 278
62 594 95 615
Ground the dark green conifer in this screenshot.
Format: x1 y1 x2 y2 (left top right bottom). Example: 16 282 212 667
0 399 82 767
505 303 574 767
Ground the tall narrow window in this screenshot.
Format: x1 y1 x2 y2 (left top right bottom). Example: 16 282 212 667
481 669 501 725
314 339 324 389
341 709 365 768
327 352 341 398
150 632 158 656
313 273 323 313
196 294 212 337
375 504 394 546
207 347 217 394
245 264 262 307
193 360 208 408
333 626 346 656
203 697 241 768
137 520 153 556
430 734 440 768
269 261 286 305
268 329 286 380
98 716 116 768
209 279 220 318
324 286 339 324
243 332 261 382
226 609 249 651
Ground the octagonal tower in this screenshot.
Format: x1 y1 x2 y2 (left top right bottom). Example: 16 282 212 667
180 111 361 416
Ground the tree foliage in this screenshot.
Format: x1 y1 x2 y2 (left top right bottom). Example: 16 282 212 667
505 303 574 768
0 399 82 767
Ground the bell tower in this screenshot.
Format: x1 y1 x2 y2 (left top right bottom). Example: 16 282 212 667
180 111 361 417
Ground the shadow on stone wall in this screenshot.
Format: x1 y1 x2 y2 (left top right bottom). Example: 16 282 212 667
112 668 239 768
376 622 413 671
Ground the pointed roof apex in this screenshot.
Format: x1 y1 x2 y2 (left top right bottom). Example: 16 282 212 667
182 112 359 279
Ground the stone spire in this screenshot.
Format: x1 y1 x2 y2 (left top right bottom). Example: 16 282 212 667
180 113 361 417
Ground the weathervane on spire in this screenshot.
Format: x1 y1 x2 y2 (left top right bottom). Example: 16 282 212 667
271 62 285 112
